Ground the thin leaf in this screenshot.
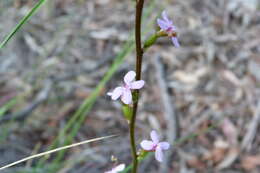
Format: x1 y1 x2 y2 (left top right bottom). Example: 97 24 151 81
0 0 46 49
0 98 17 117
0 134 117 171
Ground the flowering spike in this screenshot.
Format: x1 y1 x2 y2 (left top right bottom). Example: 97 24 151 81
140 130 170 162
107 71 145 105
157 11 180 47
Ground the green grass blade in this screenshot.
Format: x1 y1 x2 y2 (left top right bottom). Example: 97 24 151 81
0 0 46 49
0 97 18 142
0 98 17 117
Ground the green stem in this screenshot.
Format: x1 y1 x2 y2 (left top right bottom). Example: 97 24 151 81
130 0 144 173
143 30 168 50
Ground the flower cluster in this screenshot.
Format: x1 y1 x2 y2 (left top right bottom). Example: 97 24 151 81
140 130 170 162
106 9 177 171
107 71 145 105
157 11 180 47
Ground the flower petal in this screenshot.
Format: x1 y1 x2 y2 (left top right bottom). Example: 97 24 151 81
150 130 159 144
121 89 132 104
140 140 154 150
114 164 125 172
108 87 123 100
124 71 136 85
171 37 180 47
162 11 170 23
130 80 145 89
155 147 164 162
158 142 170 150
157 19 169 31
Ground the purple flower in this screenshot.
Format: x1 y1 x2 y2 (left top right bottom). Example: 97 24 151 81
157 11 180 47
107 71 145 105
140 130 170 162
105 164 125 173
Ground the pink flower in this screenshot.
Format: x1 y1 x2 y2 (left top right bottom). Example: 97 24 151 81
157 11 180 47
105 164 125 173
107 71 145 105
140 130 170 162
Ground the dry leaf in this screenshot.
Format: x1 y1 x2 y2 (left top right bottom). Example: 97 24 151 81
202 147 227 164
216 147 239 169
221 118 238 145
241 155 260 171
173 67 209 85
221 70 241 86
187 156 206 170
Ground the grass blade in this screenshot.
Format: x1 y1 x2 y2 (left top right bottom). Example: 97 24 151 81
0 0 46 49
0 98 17 117
0 134 117 171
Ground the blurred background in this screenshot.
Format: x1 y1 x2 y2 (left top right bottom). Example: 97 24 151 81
0 0 259 172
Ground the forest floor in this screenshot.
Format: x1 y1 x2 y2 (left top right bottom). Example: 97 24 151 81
0 0 260 172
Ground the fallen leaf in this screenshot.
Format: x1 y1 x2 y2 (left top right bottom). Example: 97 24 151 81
216 147 239 169
187 156 206 170
221 118 238 145
241 155 260 171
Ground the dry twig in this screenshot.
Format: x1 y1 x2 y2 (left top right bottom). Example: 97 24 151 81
241 101 260 150
153 55 179 172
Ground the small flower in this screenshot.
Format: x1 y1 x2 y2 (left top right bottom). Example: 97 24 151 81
105 164 125 173
107 71 145 105
157 11 180 47
140 130 170 162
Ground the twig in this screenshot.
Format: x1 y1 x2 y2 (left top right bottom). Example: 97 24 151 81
184 109 212 137
153 55 179 172
241 101 260 150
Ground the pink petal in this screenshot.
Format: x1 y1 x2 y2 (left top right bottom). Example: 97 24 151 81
114 164 125 172
162 11 170 23
158 142 170 150
140 140 154 150
121 89 132 104
124 71 136 85
171 37 180 47
109 87 123 100
155 147 164 162
150 130 159 144
129 80 145 89
157 19 169 31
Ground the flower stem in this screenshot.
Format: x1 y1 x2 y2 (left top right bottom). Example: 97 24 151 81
129 0 144 173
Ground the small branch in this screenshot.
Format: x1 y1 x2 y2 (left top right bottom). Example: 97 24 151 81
153 55 179 172
241 101 260 150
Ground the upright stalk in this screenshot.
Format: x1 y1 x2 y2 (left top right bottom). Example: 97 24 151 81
129 0 144 173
